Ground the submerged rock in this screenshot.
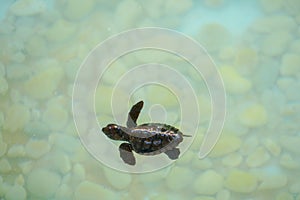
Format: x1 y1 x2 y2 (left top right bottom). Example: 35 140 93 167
197 23 231 52
246 147 271 167
258 173 287 190
63 0 95 20
280 136 300 154
26 169 61 198
238 104 268 128
55 184 72 200
261 31 293 57
10 0 46 16
0 77 8 95
25 139 50 159
209 135 241 157
103 167 132 190
74 181 118 200
222 153 242 167
4 104 30 132
259 0 283 13
193 170 224 195
219 66 252 94
7 144 26 158
263 139 281 156
225 170 258 193
42 104 69 131
45 19 77 42
280 53 300 76
165 166 194 190
250 15 296 33
5 185 26 200
0 158 12 173
24 65 64 100
0 140 7 157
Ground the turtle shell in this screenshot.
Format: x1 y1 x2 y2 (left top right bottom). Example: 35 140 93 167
128 123 183 155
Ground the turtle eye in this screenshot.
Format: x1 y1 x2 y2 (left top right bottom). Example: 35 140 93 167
107 124 117 130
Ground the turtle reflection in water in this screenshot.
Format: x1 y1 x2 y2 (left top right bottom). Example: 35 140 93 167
102 101 191 165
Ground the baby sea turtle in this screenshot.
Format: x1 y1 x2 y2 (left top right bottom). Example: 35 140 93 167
102 100 191 165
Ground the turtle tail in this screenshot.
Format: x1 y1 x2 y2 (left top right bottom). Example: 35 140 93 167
182 134 192 137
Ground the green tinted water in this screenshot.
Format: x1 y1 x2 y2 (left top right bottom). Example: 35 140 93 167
0 0 300 199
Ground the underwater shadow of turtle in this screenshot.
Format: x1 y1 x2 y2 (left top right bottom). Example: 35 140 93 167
102 100 191 165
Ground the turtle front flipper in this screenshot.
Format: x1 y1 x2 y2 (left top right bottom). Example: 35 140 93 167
164 148 180 160
119 143 136 165
126 101 144 128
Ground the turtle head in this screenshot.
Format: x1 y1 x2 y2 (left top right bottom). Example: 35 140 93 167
102 124 128 141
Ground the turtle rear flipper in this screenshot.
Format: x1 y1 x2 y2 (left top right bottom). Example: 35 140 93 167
164 148 180 160
119 143 136 165
126 101 144 128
